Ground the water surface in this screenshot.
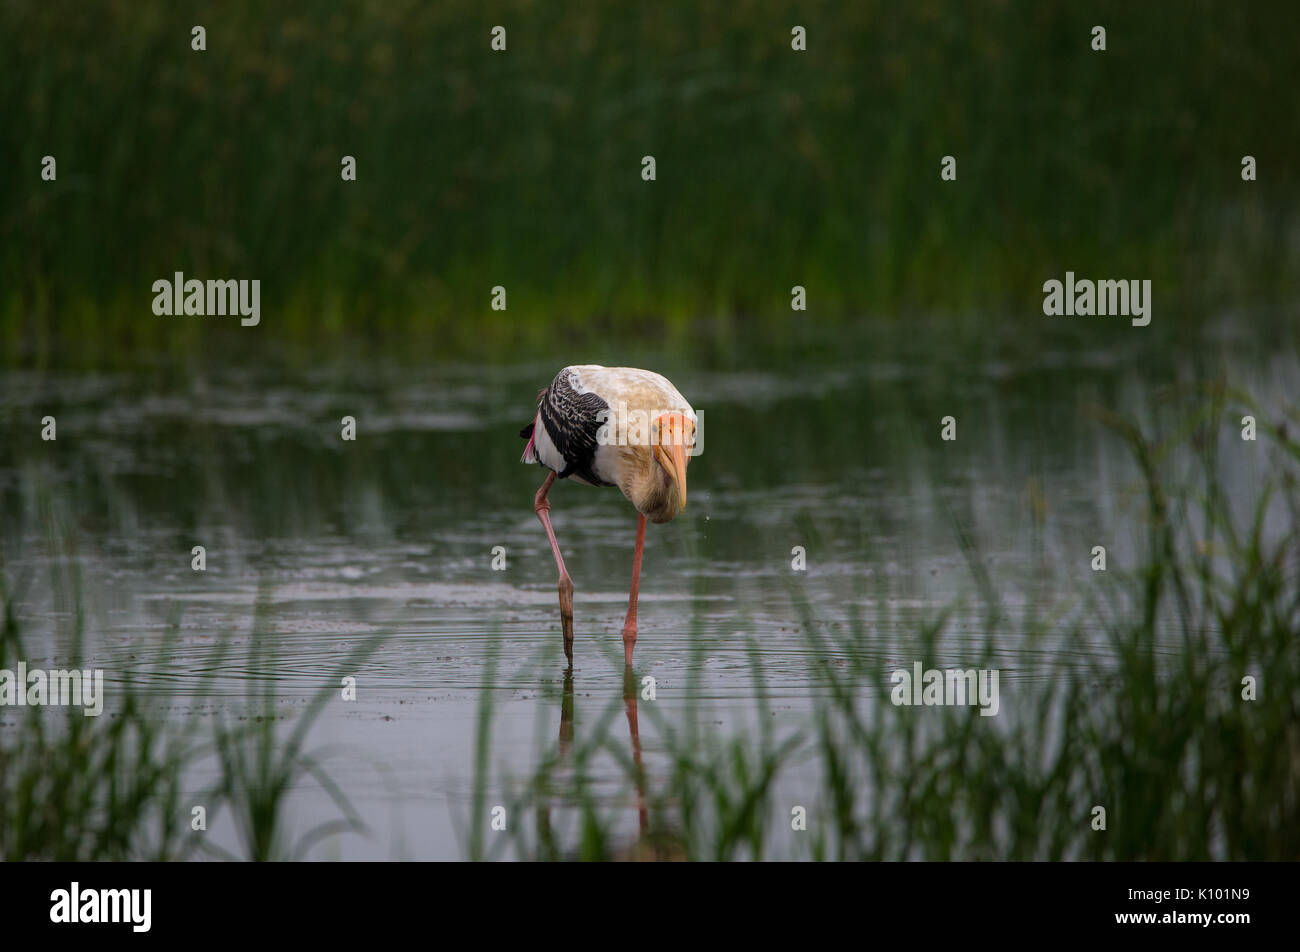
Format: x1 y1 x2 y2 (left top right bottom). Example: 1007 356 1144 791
1 322 1291 858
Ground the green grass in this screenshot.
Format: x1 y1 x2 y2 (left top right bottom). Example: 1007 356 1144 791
0 494 378 860
3 0 1298 367
0 583 200 860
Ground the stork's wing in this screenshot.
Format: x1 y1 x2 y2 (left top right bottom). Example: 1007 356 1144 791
537 368 615 486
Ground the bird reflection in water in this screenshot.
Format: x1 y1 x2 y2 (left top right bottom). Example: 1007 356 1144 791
536 663 685 861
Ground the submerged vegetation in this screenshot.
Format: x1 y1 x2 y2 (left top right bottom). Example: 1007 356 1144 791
474 393 1300 860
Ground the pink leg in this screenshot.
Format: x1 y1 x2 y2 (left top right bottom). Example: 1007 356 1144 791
534 472 574 663
622 513 647 665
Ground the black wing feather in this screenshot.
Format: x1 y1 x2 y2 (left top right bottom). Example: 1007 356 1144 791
540 369 614 486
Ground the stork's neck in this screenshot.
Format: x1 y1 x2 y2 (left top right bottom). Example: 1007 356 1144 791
617 445 682 525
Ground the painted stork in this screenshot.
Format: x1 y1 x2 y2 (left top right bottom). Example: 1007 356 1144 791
520 365 697 666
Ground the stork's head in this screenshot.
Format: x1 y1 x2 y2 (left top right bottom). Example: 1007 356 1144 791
616 410 696 524
651 412 693 511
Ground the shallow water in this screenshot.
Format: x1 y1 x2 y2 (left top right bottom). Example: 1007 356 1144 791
1 323 1293 858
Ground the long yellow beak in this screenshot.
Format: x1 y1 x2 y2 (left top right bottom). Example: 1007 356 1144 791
670 441 688 510
655 439 688 510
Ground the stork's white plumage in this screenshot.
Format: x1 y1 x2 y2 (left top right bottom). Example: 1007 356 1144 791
520 365 697 665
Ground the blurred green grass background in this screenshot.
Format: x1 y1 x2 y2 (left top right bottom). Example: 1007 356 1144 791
2 0 1298 366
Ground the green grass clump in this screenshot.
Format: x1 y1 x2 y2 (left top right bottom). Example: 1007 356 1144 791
0 518 376 860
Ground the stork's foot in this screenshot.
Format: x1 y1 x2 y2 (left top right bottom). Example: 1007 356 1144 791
622 622 637 666
558 574 574 663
